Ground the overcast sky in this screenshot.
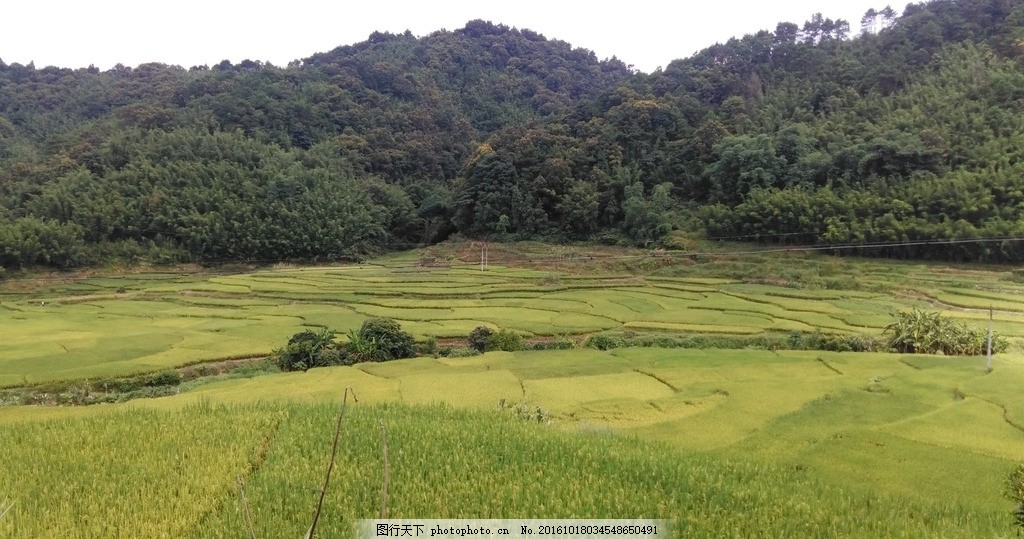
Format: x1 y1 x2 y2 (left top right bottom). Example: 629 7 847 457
2 0 891 73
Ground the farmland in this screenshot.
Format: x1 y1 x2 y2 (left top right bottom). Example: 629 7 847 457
1 245 1024 537
4 243 1024 387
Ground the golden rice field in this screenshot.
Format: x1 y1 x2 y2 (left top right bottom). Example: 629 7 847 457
2 245 1024 537
1 347 1023 536
3 244 1024 387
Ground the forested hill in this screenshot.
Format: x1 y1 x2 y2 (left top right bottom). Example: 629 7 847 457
2 0 1024 271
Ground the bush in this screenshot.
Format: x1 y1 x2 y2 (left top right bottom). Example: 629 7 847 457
440 346 481 358
468 326 494 352
586 334 624 350
791 331 880 352
417 336 439 357
354 317 415 361
276 320 416 369
467 326 525 352
884 308 1006 355
275 328 336 371
319 346 355 367
489 329 525 352
530 339 576 351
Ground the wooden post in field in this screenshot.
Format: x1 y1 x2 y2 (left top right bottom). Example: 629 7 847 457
985 306 993 373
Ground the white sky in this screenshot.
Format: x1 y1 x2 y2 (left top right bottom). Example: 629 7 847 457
2 1 890 73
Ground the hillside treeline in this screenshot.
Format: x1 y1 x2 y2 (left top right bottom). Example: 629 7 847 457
2 0 1023 270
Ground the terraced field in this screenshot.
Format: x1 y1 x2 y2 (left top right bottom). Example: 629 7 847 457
139 347 1024 505
3 246 1024 386
3 246 1024 536
1 347 1022 537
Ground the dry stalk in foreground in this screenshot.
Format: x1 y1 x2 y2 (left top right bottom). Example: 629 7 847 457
305 387 358 539
236 475 258 539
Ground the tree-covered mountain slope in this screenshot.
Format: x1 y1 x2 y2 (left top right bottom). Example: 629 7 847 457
2 0 1023 270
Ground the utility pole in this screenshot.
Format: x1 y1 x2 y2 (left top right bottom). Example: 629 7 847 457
985 306 993 373
480 241 488 272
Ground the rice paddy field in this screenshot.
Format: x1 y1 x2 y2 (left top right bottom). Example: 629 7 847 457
2 244 1024 537
3 244 1024 387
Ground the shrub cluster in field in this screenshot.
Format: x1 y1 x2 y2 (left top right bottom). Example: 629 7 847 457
274 307 1005 373
884 308 1007 355
276 321 570 370
274 318 416 371
467 326 526 352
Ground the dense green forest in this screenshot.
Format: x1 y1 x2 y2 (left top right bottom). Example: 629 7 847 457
2 0 1024 271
